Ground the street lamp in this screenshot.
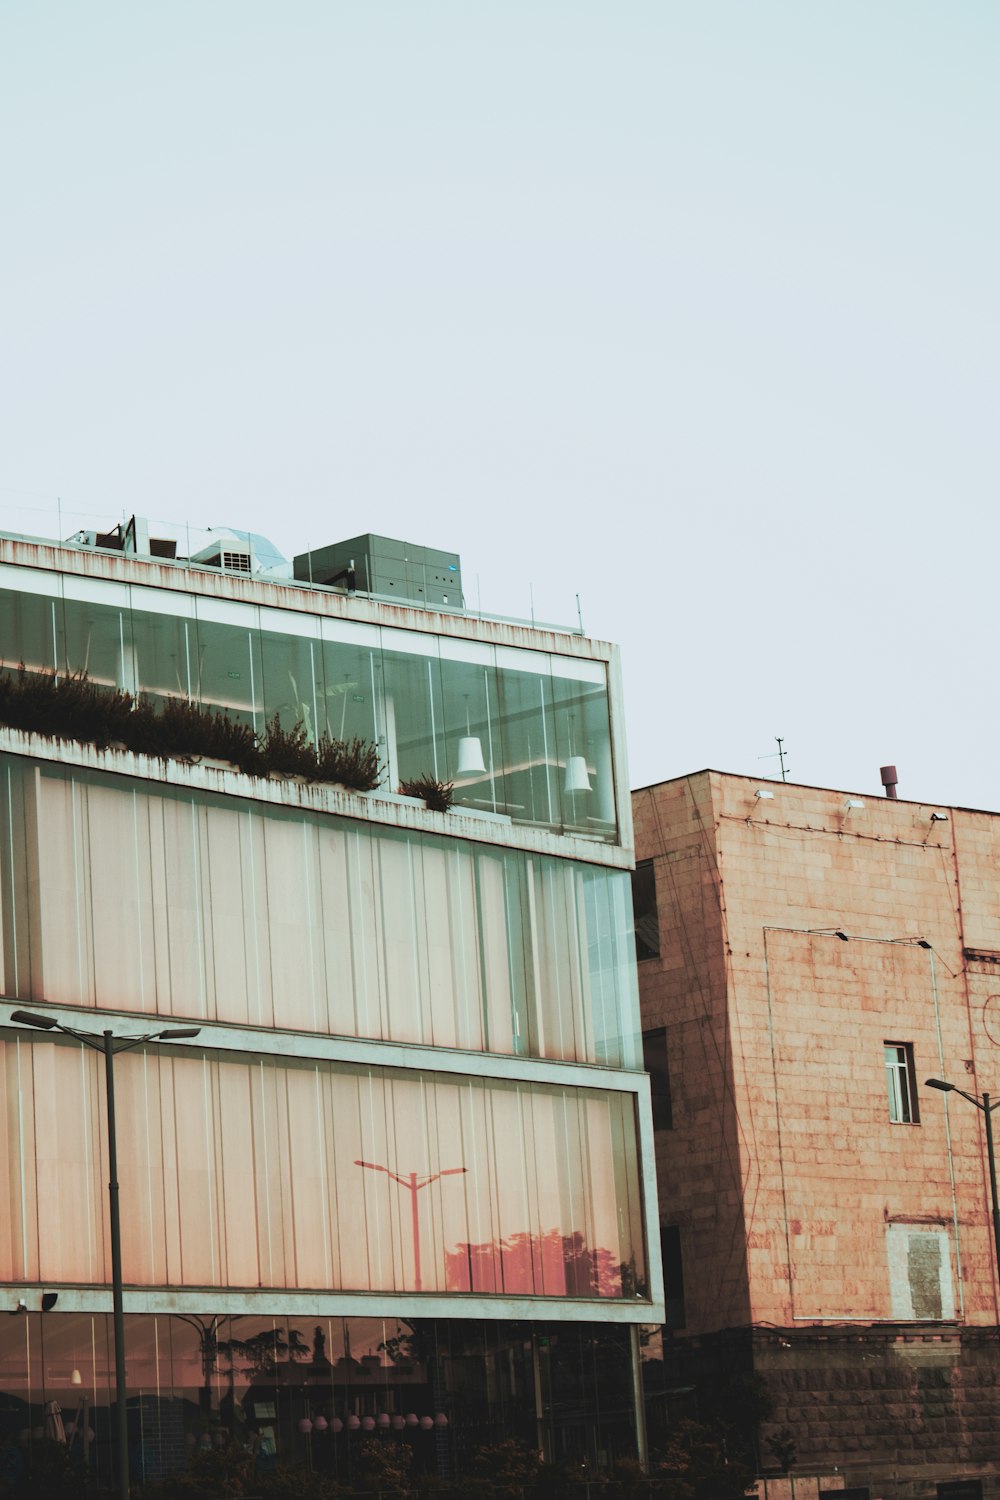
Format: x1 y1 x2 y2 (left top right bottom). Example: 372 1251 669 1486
925 1077 1000 1287
354 1160 467 1292
9 1010 201 1500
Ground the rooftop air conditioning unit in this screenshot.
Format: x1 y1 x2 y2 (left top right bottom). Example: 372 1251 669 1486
192 537 255 574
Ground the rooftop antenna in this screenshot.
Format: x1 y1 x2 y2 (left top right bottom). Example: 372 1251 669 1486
757 736 790 782
576 593 583 635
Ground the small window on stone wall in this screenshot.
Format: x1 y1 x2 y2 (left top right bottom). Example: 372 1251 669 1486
885 1041 919 1124
631 861 660 961
642 1028 673 1131
660 1224 685 1329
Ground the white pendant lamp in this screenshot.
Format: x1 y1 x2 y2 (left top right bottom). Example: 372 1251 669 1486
457 695 486 776
563 713 591 794
563 755 592 794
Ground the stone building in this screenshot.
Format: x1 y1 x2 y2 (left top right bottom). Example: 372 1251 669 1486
632 769 1000 1500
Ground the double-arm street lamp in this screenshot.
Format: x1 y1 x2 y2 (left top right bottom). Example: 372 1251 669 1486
925 1077 1000 1286
354 1160 467 1292
9 1010 201 1500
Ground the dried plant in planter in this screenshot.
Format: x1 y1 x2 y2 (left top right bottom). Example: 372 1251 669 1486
0 664 382 791
315 733 382 791
399 774 454 812
146 696 267 776
260 714 316 778
0 666 134 748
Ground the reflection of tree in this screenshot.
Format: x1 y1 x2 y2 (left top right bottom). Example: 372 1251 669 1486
445 1229 635 1298
171 1318 309 1411
219 1327 310 1379
173 1315 224 1416
379 1321 429 1369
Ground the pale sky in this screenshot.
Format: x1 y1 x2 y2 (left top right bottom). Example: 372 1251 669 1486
2 2 997 810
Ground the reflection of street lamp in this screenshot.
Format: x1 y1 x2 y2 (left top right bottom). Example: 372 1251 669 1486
926 1078 1000 1286
354 1160 467 1292
10 1010 200 1500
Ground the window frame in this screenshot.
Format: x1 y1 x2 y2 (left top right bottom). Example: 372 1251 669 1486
884 1041 919 1125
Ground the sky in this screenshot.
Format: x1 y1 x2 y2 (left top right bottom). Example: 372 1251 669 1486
1 2 998 809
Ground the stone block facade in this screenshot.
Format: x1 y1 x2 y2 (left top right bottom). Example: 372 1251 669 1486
634 771 1000 1497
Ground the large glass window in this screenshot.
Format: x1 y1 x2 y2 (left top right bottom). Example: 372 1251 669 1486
0 1312 641 1484
0 1042 648 1303
0 752 642 1067
0 568 620 842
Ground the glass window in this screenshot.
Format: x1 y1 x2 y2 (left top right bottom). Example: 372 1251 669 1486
0 1043 649 1303
3 752 641 1065
317 623 380 750
0 570 622 840
885 1042 918 1124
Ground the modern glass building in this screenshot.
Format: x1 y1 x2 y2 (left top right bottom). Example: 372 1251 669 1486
0 523 661 1487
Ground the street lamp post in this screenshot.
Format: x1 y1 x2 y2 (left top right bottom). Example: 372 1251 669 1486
925 1077 1000 1288
9 1010 201 1500
354 1160 467 1292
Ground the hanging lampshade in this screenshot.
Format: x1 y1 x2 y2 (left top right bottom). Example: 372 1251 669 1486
347 1414 361 1431
563 755 591 794
457 736 486 776
298 1417 313 1435
434 1413 449 1428
391 1414 405 1430
361 1415 376 1431
70 1369 82 1386
419 1415 434 1431
376 1412 391 1428
313 1414 328 1433
404 1412 419 1427
457 695 487 776
331 1417 344 1434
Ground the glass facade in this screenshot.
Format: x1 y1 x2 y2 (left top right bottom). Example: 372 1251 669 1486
0 539 655 1482
0 567 619 840
0 753 640 1068
0 1312 640 1487
0 1042 646 1300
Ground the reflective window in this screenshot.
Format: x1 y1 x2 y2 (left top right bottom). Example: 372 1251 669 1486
0 1043 648 1302
0 569 620 842
0 1312 642 1484
0 752 641 1067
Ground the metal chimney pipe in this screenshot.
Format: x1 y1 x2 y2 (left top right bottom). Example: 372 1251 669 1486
880 765 898 800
